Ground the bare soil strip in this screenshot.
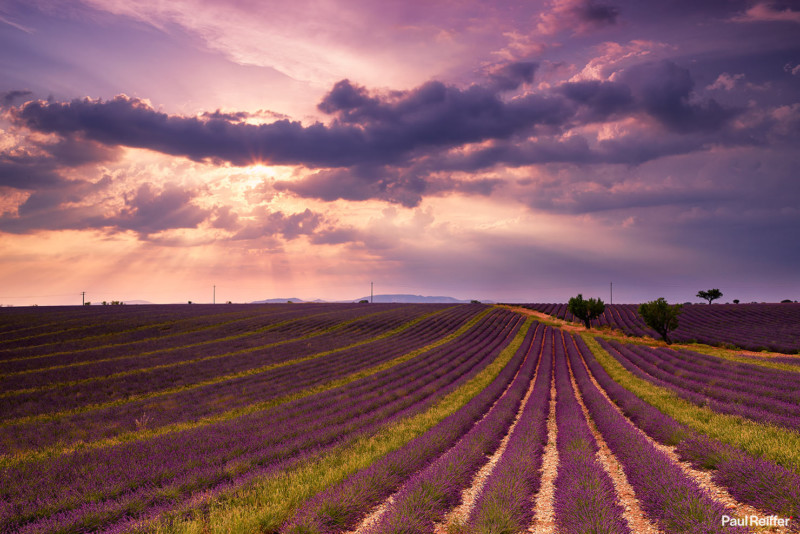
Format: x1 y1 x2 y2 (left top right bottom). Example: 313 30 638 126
527 348 558 534
346 324 540 534
564 338 662 534
433 330 544 533
574 338 792 534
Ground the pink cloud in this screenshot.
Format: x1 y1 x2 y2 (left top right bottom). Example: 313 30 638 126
731 2 800 24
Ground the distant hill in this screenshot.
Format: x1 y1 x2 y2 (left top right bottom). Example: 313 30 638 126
352 294 474 304
251 294 490 304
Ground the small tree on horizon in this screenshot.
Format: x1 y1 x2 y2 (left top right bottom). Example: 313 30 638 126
697 288 723 304
639 298 682 344
568 294 605 329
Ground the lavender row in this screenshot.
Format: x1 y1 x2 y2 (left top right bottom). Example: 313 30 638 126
602 339 800 408
0 304 239 344
1 311 525 532
0 303 416 373
571 335 800 529
0 304 289 353
0 305 449 417
553 335 629 534
281 322 542 534
0 306 495 453
630 342 800 407
523 302 800 353
363 326 547 534
565 334 748 534
0 309 364 384
463 325 551 534
598 339 800 431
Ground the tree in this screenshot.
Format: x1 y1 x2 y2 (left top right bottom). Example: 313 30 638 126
568 294 605 329
638 298 682 344
697 288 723 304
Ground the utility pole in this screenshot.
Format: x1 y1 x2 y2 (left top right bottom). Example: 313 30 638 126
610 282 613 305
370 282 373 304
213 285 216 305
81 292 85 306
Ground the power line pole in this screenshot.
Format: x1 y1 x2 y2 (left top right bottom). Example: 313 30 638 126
81 292 85 306
213 285 216 305
370 282 373 304
610 282 613 305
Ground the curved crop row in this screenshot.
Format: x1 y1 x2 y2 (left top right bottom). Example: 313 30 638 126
281 322 543 534
552 336 629 534
462 325 552 533
360 326 546 534
0 305 461 421
574 335 800 528
598 339 800 431
522 302 800 353
564 335 748 533
1 310 525 532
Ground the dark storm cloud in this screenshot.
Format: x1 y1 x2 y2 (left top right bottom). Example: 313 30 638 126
3 60 753 207
575 0 620 26
9 60 740 172
10 81 580 169
487 62 539 91
1 90 32 106
617 60 740 133
556 80 634 121
275 165 428 207
0 155 64 189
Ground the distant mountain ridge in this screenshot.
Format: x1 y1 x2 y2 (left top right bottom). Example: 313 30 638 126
252 294 489 304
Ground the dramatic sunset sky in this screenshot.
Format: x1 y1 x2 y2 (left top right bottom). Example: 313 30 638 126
1 0 798 305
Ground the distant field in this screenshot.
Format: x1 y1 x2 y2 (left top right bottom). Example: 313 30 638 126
523 302 800 353
1 304 798 533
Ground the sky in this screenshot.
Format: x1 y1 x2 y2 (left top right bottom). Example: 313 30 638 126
1 0 799 306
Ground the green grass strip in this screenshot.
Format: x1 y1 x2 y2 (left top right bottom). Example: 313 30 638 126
0 306 482 468
0 308 399 396
581 333 800 473
139 315 534 534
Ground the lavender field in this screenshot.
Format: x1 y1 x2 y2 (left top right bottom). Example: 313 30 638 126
1 303 799 533
525 302 800 353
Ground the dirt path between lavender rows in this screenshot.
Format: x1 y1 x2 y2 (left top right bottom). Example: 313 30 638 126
433 331 544 533
563 335 662 534
527 356 558 534
570 337 792 534
346 325 539 534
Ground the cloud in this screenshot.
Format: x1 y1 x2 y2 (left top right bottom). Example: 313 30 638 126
537 0 620 35
107 183 211 236
275 165 428 207
486 62 539 91
731 2 800 24
616 60 739 133
1 90 33 106
9 82 577 170
232 206 322 241
784 63 800 76
4 60 749 208
706 73 745 91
